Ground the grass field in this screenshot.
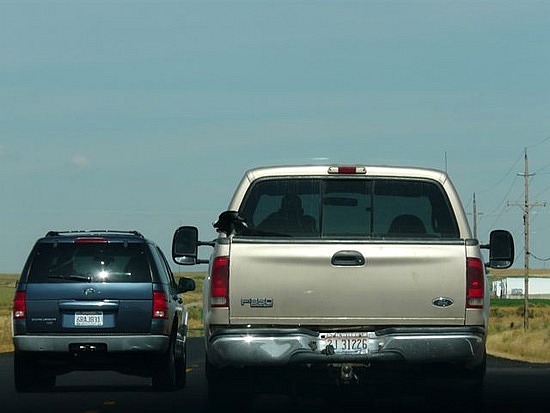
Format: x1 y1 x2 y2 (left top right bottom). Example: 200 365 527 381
1 273 549 362
487 298 550 363
0 274 17 352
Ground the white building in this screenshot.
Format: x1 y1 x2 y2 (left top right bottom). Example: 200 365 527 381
492 277 550 299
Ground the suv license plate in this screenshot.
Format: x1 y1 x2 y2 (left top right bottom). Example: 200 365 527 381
74 312 103 327
320 332 369 354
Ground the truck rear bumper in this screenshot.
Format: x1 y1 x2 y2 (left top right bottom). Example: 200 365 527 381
207 327 486 368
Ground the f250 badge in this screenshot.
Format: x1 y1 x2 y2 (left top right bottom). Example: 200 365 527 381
241 297 274 308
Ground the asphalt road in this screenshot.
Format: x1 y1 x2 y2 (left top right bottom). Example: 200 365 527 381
1 338 548 413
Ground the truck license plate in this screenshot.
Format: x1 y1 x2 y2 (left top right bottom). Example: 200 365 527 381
320 332 369 354
74 312 103 327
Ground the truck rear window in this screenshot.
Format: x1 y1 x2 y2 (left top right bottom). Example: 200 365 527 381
27 243 152 283
238 178 459 239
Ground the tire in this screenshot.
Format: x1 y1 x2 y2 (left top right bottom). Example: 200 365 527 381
205 357 250 410
14 353 56 393
455 354 486 403
174 342 187 389
152 335 177 391
461 353 487 382
429 355 486 406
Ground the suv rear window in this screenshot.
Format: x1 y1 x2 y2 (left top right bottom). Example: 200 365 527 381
27 242 152 283
239 178 460 239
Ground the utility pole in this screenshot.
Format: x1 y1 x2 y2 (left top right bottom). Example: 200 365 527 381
472 193 479 240
509 148 546 330
522 148 532 330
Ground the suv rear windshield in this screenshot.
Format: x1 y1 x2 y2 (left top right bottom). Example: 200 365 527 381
27 242 152 283
238 178 460 239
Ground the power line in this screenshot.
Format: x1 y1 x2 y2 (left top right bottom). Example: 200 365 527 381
477 152 523 195
483 175 520 230
527 136 550 149
530 252 550 262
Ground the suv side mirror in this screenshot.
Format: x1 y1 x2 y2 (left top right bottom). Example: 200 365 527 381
177 276 196 293
486 229 515 269
172 226 199 265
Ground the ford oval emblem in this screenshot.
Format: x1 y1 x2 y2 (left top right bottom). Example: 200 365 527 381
83 287 99 296
432 297 454 307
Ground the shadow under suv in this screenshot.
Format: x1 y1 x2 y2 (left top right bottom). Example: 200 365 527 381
12 230 195 392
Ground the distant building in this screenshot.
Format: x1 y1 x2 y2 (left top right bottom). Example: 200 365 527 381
492 277 550 299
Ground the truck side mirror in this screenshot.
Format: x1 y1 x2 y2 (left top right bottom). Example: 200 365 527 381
172 226 199 265
488 229 515 269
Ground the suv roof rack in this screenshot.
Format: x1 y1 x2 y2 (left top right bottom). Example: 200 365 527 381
45 230 144 238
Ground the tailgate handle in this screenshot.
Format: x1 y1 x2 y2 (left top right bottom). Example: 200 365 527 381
331 250 365 266
58 301 119 310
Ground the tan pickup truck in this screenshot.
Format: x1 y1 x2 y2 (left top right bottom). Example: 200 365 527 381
172 164 514 404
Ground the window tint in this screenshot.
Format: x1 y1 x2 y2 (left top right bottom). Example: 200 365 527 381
28 242 152 283
150 246 175 286
322 179 371 236
240 179 320 236
239 178 459 239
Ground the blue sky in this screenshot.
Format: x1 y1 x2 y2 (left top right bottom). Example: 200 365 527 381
1 0 549 273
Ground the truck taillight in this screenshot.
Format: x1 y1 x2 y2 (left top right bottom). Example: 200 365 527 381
211 256 229 308
153 291 169 319
467 257 485 309
13 291 27 319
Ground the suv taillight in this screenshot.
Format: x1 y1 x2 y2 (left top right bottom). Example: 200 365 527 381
153 291 169 319
13 291 27 319
211 256 229 308
467 257 485 309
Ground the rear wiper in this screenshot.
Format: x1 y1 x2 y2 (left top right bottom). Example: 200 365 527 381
47 274 92 282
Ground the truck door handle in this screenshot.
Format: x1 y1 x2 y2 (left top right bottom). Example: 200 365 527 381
331 251 365 266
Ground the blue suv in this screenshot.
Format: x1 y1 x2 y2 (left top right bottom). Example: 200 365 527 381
12 230 195 392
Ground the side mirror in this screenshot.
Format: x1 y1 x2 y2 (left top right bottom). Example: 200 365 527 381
172 226 199 265
487 229 515 269
177 277 196 293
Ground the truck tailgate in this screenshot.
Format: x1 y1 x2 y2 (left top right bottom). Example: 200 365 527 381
229 241 467 326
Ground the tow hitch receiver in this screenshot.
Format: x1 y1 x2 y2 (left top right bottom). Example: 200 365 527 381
339 364 359 385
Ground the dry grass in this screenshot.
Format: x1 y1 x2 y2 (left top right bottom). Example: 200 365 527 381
0 274 17 353
487 302 550 363
0 310 13 353
176 272 204 337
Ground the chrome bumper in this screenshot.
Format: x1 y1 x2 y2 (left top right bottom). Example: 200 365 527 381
207 327 486 368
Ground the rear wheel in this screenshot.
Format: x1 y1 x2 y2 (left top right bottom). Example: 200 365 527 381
429 355 486 406
14 353 56 393
152 335 177 391
205 357 250 410
461 353 487 382
174 341 187 389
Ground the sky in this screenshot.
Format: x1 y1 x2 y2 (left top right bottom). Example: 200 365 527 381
1 0 550 273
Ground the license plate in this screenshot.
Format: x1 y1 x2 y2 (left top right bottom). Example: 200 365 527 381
74 311 103 327
319 332 369 354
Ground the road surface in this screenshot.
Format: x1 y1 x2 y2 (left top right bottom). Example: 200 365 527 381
0 338 548 412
